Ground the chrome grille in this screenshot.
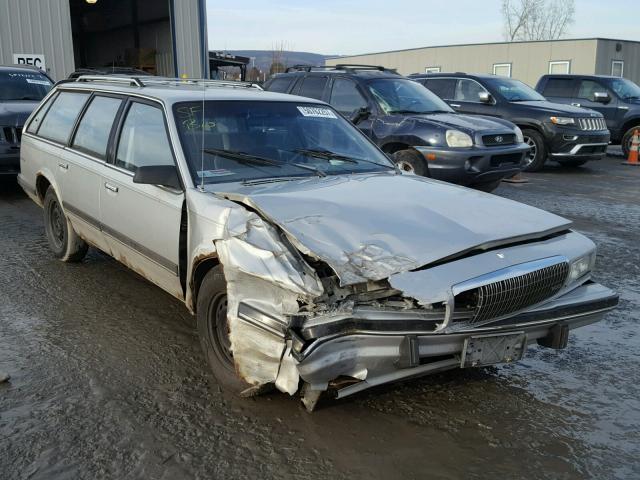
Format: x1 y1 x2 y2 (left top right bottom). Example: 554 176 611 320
456 262 569 324
578 118 606 131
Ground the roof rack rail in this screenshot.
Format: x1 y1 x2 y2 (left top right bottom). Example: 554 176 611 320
285 65 336 73
68 75 262 90
334 64 396 72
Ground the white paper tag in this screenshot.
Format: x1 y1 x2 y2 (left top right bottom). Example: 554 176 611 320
26 79 51 86
297 106 337 119
197 169 235 178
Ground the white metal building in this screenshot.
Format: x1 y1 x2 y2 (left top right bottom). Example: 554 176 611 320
0 0 208 81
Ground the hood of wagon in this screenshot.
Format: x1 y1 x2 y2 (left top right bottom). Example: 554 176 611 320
208 173 571 285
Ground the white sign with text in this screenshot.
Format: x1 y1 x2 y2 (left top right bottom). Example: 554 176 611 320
13 53 46 70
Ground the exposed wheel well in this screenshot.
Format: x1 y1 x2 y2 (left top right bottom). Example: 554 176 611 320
192 257 220 311
35 175 51 203
381 142 411 155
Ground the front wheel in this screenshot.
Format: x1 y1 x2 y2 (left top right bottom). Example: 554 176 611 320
43 187 88 262
196 266 252 395
522 129 547 172
392 149 429 176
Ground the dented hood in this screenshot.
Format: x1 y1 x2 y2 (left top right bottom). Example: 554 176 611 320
207 173 571 285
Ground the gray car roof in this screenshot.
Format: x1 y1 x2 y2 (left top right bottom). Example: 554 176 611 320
57 80 326 105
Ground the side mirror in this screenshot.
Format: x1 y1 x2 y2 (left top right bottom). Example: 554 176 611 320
350 107 371 125
478 91 494 104
593 92 610 104
133 165 182 190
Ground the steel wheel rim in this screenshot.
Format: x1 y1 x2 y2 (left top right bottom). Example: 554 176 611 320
396 160 415 174
49 200 65 249
208 293 233 368
523 136 537 166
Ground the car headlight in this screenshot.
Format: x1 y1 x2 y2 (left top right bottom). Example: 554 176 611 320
514 126 524 143
550 116 576 126
568 252 596 283
446 130 473 148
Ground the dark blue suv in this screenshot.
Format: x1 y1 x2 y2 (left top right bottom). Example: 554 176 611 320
536 74 640 157
264 65 529 192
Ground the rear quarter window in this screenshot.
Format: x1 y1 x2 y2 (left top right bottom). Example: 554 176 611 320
297 76 328 100
37 91 90 144
266 76 295 93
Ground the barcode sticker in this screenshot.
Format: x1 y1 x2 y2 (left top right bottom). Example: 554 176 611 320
297 106 337 119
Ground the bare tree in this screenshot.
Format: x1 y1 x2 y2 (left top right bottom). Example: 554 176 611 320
502 0 575 41
269 41 289 77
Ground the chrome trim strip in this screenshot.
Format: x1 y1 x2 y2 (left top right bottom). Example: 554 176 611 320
237 303 287 338
552 143 609 157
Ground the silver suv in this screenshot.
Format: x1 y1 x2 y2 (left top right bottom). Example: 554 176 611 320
18 76 618 410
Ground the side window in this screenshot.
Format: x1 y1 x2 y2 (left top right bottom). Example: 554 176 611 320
37 92 90 144
542 78 575 97
454 79 488 102
26 93 57 134
577 80 606 101
329 78 368 115
297 76 328 100
267 76 294 93
423 79 456 100
115 102 174 172
72 96 123 159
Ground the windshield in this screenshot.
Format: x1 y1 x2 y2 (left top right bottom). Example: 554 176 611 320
0 71 52 101
366 78 454 114
485 77 546 102
608 78 640 100
173 101 395 185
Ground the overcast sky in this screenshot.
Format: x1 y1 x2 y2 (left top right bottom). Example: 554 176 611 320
206 0 638 55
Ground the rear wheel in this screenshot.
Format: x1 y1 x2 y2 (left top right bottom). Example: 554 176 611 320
196 266 251 394
522 129 547 172
621 126 640 158
392 149 429 176
43 187 88 262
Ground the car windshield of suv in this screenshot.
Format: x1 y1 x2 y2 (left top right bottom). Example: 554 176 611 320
173 101 395 185
366 78 454 114
0 70 52 101
485 77 546 102
608 78 640 100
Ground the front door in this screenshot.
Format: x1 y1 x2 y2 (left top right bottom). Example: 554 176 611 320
573 79 620 131
100 100 184 300
450 79 499 116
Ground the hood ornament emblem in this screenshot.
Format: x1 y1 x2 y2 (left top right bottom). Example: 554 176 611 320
495 136 503 143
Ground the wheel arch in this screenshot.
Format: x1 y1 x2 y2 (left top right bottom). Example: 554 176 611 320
190 255 221 313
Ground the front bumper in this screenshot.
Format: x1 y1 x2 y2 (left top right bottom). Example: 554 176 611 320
0 145 20 175
546 127 610 161
415 142 530 187
295 282 617 398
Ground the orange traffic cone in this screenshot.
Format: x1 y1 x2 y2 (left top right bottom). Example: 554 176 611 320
622 129 640 166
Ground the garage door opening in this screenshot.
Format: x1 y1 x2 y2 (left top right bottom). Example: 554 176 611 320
69 0 174 78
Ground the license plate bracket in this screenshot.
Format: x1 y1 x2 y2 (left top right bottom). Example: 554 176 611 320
461 332 527 368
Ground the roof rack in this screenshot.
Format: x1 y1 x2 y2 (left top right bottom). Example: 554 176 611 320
64 75 262 90
334 64 397 73
285 65 336 73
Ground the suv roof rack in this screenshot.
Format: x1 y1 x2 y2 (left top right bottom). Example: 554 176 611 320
60 75 262 90
334 64 397 73
285 65 336 73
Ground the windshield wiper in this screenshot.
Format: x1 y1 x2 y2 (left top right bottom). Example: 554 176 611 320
294 148 396 171
203 148 326 178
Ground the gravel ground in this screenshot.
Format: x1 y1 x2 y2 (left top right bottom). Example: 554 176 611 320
1 153 639 480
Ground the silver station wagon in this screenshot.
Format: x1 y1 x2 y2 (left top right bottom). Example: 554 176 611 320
18 76 618 411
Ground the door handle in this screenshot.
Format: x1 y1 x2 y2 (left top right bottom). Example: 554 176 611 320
450 103 461 108
571 102 581 107
58 162 68 170
104 182 119 193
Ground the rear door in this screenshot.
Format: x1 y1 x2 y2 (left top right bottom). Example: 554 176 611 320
100 99 184 300
292 75 330 101
573 78 620 130
420 78 456 103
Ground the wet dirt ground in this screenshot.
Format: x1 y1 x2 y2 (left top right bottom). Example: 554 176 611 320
1 152 639 480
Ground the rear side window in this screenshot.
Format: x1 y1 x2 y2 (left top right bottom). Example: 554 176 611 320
542 78 575 97
37 92 89 144
26 93 57 134
330 78 368 115
115 102 174 172
297 76 328 100
454 79 488 102
267 76 294 93
72 96 123 159
423 79 456 100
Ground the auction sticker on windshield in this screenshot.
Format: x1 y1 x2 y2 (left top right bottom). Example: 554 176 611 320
297 106 338 119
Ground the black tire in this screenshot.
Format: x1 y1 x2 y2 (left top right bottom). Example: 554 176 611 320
557 159 589 167
196 265 251 395
43 187 88 262
522 129 547 172
621 126 639 158
392 149 429 176
473 180 501 193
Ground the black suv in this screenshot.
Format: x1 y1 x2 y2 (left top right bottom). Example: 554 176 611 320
0 65 53 175
264 65 529 192
536 74 640 157
411 73 610 171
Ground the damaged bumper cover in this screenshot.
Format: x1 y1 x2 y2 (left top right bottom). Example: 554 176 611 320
291 282 617 397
